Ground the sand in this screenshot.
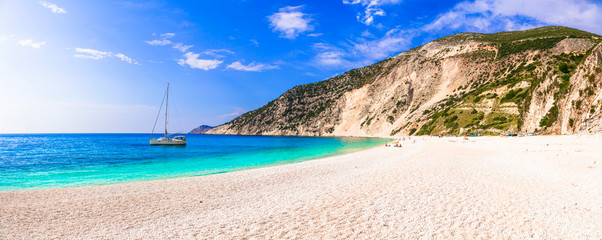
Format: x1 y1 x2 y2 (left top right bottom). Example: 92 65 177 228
1 135 601 239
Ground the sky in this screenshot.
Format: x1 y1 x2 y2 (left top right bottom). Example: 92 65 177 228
1 0 601 133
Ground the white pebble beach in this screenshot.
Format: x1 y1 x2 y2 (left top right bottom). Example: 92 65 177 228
1 135 601 239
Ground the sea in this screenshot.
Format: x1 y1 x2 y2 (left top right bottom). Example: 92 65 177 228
0 134 390 192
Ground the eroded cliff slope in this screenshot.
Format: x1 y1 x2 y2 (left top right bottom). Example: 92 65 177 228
207 26 602 136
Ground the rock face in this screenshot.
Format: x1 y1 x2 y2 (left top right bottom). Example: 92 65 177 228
189 125 214 134
207 26 602 137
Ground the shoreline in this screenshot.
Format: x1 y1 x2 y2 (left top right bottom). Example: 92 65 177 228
1 135 601 239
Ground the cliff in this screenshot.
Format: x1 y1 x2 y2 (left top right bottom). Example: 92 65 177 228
207 26 602 136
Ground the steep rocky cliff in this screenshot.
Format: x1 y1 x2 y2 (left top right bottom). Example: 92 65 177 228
207 26 602 136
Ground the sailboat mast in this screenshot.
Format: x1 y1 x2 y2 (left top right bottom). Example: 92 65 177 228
165 83 169 138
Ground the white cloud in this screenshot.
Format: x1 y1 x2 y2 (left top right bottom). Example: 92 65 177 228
201 49 235 58
312 27 412 67
250 39 259 46
178 52 223 70
343 0 402 25
146 33 195 53
424 0 602 34
73 48 112 60
114 53 139 65
145 39 172 46
39 1 66 14
73 48 139 64
313 43 347 66
145 32 176 46
145 33 233 69
219 111 242 118
18 39 46 48
307 33 323 37
160 33 175 38
361 30 376 38
351 27 412 61
227 61 278 72
268 6 314 39
173 43 193 52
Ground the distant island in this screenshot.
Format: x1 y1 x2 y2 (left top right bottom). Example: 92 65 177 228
189 125 214 134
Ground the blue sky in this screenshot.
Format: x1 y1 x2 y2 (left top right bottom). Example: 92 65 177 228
1 0 601 133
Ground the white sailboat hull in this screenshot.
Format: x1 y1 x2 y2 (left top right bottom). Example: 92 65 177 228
150 138 186 145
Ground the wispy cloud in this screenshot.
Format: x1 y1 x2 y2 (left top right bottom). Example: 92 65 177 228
201 49 235 58
145 33 234 69
18 39 46 48
160 33 175 38
73 48 139 64
146 33 195 52
118 1 159 9
227 61 279 72
145 39 172 46
145 33 174 46
73 48 112 60
343 0 402 25
218 107 247 119
39 1 67 14
177 52 223 70
312 27 412 68
114 53 137 64
423 0 602 34
268 6 314 39
350 27 413 61
219 111 242 118
313 43 347 66
173 43 193 52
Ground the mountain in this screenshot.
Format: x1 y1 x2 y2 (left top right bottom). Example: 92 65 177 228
207 26 602 136
189 125 215 134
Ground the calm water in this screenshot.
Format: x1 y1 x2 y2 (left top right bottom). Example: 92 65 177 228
0 134 389 191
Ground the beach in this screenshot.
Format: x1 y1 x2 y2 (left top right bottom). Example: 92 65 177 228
1 135 601 239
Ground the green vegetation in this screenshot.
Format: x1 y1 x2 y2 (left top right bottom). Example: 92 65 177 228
387 115 395 124
558 62 572 73
500 88 528 104
588 74 596 83
361 115 376 128
472 95 484 103
497 37 565 59
459 49 496 62
436 26 599 45
417 107 489 135
326 127 335 134
540 105 559 128
435 26 600 61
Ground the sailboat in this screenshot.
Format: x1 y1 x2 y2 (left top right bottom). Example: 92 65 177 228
150 83 187 145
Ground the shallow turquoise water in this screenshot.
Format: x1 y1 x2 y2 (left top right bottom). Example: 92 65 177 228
0 134 390 191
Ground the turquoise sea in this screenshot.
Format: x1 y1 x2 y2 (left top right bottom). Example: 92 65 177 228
0 134 389 192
